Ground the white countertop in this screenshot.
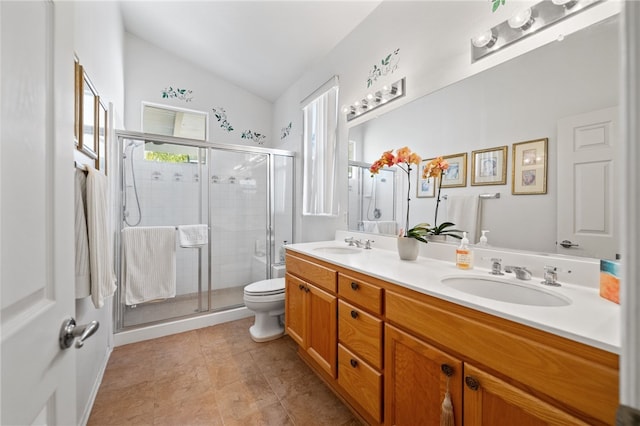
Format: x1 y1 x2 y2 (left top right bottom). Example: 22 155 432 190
286 240 621 354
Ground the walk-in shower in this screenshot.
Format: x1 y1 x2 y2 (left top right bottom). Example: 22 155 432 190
348 160 397 235
115 131 294 331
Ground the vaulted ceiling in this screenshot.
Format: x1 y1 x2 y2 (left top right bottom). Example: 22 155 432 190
120 1 383 102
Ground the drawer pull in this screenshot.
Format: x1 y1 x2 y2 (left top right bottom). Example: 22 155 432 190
304 286 310 293
298 284 304 291
441 364 454 377
350 310 359 319
350 359 358 368
351 282 359 290
465 376 480 391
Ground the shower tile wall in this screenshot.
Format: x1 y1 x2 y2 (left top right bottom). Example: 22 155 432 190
124 148 202 297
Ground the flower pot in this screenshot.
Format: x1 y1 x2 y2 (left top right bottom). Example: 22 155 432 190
397 237 419 261
427 235 447 242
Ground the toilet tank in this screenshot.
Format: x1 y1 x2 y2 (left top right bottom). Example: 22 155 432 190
272 263 286 278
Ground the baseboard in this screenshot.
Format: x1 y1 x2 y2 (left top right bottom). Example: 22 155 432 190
78 345 113 426
114 306 254 346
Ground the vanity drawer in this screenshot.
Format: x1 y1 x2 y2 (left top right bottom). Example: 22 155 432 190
338 273 383 315
285 253 337 293
338 300 383 369
338 344 382 423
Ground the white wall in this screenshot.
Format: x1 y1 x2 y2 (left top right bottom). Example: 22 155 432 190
123 33 272 145
70 1 125 424
272 0 621 244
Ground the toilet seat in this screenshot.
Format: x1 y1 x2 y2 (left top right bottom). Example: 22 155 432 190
244 278 285 296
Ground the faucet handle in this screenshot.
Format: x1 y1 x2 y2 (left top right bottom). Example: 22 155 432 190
489 258 503 275
364 239 374 249
541 265 561 286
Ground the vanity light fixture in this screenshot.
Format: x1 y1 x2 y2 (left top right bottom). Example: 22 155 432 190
345 77 405 122
471 30 498 48
508 7 535 30
471 0 600 63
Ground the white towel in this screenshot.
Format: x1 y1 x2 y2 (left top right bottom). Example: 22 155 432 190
376 221 397 235
74 170 91 298
122 226 176 305
362 221 380 233
445 195 481 244
178 224 208 247
86 166 117 308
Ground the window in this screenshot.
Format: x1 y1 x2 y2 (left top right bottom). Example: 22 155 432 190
302 76 339 216
141 102 208 163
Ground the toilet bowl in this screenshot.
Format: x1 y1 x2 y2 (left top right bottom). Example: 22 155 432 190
243 264 286 342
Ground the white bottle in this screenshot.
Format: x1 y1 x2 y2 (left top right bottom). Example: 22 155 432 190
456 232 473 270
479 230 489 247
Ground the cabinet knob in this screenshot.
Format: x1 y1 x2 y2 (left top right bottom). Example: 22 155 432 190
441 364 454 377
350 310 358 319
298 284 304 291
351 282 359 290
304 286 310 293
350 359 358 368
465 376 480 391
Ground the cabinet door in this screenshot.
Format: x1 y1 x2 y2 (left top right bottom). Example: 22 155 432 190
385 325 463 426
307 283 338 378
463 364 589 426
285 273 307 347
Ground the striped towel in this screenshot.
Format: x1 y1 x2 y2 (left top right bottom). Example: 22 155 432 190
122 226 176 305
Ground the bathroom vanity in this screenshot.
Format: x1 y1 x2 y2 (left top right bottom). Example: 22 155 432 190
284 241 619 426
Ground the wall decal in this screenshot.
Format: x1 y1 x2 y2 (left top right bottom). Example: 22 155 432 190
212 107 234 132
241 130 266 145
161 86 193 102
280 122 292 139
367 48 400 88
492 0 506 12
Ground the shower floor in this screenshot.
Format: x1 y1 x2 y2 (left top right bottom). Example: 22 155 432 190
123 286 245 328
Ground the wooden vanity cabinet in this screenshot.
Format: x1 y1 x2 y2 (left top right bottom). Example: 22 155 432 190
285 251 619 425
285 253 338 378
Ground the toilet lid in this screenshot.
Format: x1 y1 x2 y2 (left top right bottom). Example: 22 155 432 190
244 278 285 296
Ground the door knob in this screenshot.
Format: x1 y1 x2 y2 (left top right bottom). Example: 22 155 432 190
559 240 579 248
59 318 99 349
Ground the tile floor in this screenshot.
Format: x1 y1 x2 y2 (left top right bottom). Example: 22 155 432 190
88 317 362 425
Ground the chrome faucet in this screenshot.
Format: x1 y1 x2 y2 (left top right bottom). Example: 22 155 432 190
541 265 561 286
504 266 532 281
344 237 358 246
344 237 373 249
489 258 504 275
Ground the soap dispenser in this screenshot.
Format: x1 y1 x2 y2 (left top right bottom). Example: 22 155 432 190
456 232 473 270
479 230 489 247
279 240 287 263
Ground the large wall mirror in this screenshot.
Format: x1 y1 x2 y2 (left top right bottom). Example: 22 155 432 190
348 15 619 258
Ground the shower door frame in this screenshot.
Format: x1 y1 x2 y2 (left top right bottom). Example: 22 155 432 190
114 130 295 332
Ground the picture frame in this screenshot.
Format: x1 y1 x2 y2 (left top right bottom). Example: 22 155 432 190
440 152 467 188
74 60 82 146
96 97 108 173
471 146 507 186
417 159 436 198
512 138 548 195
79 70 98 160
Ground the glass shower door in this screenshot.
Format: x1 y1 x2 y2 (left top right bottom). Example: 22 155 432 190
209 149 269 311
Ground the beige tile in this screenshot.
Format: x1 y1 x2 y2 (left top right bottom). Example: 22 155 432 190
280 378 357 426
153 390 223 426
213 372 280 422
204 349 262 390
221 401 293 426
90 381 155 425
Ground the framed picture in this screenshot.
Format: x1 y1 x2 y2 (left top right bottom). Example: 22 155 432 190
96 97 108 173
74 60 82 146
471 146 507 186
441 152 467 188
79 70 98 160
417 159 436 198
512 138 548 195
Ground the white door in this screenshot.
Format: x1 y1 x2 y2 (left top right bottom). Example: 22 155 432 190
1 1 77 424
557 107 619 259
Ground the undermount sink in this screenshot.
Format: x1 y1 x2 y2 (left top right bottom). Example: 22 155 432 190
312 246 362 254
441 275 571 307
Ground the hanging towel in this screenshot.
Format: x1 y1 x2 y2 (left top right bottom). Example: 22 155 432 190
376 221 397 235
446 195 481 244
74 169 91 298
122 226 176 305
86 166 117 308
362 221 380 233
178 224 208 247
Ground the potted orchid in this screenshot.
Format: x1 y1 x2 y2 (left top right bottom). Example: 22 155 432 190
370 147 427 259
422 156 463 240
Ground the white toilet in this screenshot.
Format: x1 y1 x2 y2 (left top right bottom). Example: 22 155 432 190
243 264 286 342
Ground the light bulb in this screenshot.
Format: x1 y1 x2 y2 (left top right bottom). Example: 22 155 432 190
508 8 534 30
472 30 497 48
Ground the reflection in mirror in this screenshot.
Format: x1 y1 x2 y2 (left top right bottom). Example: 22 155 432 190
348 161 397 235
347 16 619 257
